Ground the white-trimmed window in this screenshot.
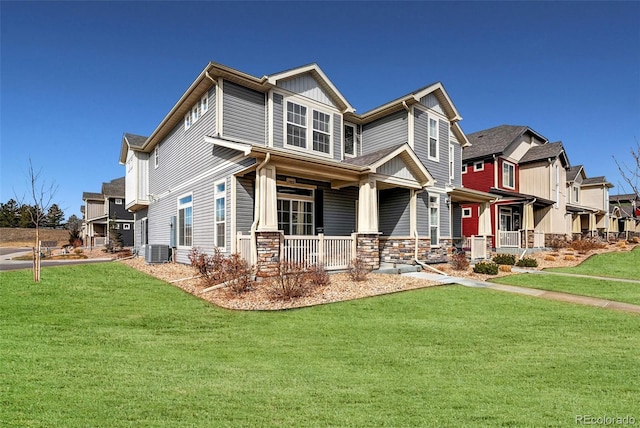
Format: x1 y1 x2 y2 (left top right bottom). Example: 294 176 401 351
502 161 515 189
215 181 226 249
277 185 314 235
285 100 332 156
573 185 579 203
428 117 439 160
344 123 356 157
429 195 439 246
184 93 209 130
462 207 472 218
474 161 484 171
461 164 467 174
123 223 130 230
449 143 455 182
154 146 159 169
177 194 193 247
115 198 123 205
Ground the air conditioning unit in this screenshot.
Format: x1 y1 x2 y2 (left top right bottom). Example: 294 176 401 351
145 244 170 264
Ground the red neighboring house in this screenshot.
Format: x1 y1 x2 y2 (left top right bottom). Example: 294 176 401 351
461 125 561 249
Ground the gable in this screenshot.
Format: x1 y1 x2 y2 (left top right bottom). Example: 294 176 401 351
378 157 420 181
277 73 337 108
419 93 444 115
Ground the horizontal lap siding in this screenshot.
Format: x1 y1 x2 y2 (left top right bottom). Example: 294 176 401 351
416 191 429 236
379 188 410 236
324 186 357 236
273 94 283 148
133 208 148 254
236 176 255 235
452 204 462 238
223 81 266 144
333 113 342 161
362 110 408 155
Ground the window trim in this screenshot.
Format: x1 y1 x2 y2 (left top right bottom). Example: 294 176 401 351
429 195 439 247
283 97 334 158
154 146 159 169
277 184 315 236
474 161 484 172
502 160 515 189
449 143 455 182
177 193 193 248
184 93 209 130
461 163 467 174
214 180 226 251
428 116 439 161
123 223 130 230
462 207 472 218
343 122 356 158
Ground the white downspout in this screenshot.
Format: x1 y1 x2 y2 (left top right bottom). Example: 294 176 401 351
250 153 271 266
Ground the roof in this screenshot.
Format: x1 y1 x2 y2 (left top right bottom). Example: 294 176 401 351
519 141 568 165
489 187 556 206
341 144 405 167
582 176 613 188
610 193 638 202
463 125 547 161
82 192 103 201
566 165 584 182
101 177 125 197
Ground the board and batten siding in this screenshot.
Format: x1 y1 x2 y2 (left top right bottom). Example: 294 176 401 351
277 74 337 108
235 176 255 235
378 157 414 180
222 81 266 144
133 208 149 254
379 188 411 236
361 110 408 155
323 186 357 236
419 93 445 116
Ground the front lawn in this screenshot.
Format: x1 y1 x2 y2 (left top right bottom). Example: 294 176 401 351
1 263 639 427
546 246 640 280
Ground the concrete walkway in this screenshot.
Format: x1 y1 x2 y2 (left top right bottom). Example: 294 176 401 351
402 270 640 315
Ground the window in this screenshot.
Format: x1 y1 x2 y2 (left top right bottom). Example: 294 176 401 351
344 123 355 156
555 165 560 207
184 93 209 130
462 208 472 218
215 181 226 249
277 185 314 235
428 117 438 160
285 99 332 156
429 195 439 246
461 164 467 174
474 161 484 171
154 146 159 168
115 198 123 205
178 194 193 247
287 101 307 148
500 207 512 231
502 161 515 189
449 144 455 182
123 223 130 230
573 185 579 203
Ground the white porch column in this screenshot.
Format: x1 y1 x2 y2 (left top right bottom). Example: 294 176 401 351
357 177 378 233
257 165 278 231
478 202 492 236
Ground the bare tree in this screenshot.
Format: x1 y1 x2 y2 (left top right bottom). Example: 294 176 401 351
16 159 59 282
613 137 640 199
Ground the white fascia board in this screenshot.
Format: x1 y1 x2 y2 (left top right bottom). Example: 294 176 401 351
204 136 252 155
368 143 434 187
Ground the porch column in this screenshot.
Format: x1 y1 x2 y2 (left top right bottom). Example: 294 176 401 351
357 177 378 233
478 202 492 236
257 165 278 232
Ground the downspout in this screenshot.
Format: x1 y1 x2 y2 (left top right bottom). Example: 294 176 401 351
205 71 216 84
250 153 271 265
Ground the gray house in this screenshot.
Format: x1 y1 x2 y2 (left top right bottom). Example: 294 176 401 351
82 177 134 248
119 62 492 271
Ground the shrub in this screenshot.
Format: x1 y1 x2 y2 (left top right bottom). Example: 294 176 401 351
449 252 470 271
564 255 576 261
631 236 640 244
549 238 568 251
347 257 370 282
499 264 512 273
493 253 516 265
544 255 556 261
73 248 84 255
473 261 499 275
569 237 606 253
188 247 225 285
306 263 331 288
266 261 309 300
516 257 538 268
222 253 255 294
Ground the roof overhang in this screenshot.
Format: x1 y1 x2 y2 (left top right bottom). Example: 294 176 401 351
447 186 498 204
367 143 434 187
489 188 555 206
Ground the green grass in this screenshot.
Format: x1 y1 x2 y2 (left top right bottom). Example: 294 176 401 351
491 247 640 305
2 263 639 427
547 246 640 280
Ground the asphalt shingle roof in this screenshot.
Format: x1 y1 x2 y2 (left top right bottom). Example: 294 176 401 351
566 165 583 182
519 141 565 164
463 125 530 161
341 144 405 167
124 133 148 149
101 177 125 197
82 192 103 201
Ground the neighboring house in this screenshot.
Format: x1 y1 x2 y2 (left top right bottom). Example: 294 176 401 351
82 177 134 248
609 193 640 238
566 166 613 238
119 61 493 271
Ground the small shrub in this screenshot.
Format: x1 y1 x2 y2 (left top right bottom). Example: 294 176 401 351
516 257 538 268
615 240 627 249
631 236 640 244
223 253 255 294
499 264 512 273
188 247 225 286
569 237 606 253
73 248 84 255
493 253 516 265
348 257 370 282
549 238 568 251
473 261 499 275
306 263 331 288
449 252 470 271
564 255 576 261
266 261 309 300
544 255 556 261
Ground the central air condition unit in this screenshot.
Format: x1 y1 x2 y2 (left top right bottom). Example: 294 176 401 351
145 244 170 264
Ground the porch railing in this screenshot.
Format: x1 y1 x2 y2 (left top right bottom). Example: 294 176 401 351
283 234 353 270
237 234 251 263
533 231 545 248
94 237 106 247
498 231 520 248
469 235 488 260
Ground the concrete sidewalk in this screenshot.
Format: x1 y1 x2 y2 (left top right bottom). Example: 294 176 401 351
402 271 640 315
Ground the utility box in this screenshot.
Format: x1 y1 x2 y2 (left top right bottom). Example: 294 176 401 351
145 244 170 264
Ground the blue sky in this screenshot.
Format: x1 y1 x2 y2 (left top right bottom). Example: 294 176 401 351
1 1 639 220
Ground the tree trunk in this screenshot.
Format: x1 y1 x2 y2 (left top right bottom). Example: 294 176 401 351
34 226 41 282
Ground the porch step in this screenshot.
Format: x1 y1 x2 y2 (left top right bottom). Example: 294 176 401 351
374 264 421 275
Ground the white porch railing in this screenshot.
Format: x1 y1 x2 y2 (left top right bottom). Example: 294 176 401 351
498 231 520 248
237 233 251 262
94 237 106 246
283 234 353 270
469 235 488 260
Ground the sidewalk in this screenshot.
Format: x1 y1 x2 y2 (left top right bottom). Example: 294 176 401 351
402 271 640 315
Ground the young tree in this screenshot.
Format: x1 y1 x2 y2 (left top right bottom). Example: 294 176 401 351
66 214 83 247
46 204 65 228
17 159 59 282
613 138 639 199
